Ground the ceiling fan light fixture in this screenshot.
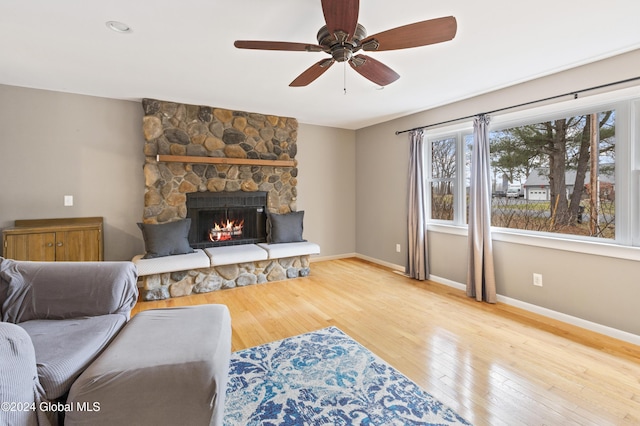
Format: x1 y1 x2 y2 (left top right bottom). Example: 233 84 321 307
331 46 353 62
106 21 131 33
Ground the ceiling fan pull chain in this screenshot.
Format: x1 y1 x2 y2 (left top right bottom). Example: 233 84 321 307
344 61 347 95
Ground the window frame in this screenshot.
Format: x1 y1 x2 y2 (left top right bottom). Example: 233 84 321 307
424 86 640 262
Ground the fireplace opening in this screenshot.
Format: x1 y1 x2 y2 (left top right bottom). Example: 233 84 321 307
187 191 267 248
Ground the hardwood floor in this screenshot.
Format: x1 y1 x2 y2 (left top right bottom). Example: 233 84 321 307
131 257 640 425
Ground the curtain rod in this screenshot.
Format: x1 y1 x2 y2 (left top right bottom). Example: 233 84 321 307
395 76 640 136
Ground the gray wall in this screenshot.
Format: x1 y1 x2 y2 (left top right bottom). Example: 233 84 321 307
355 120 409 267
0 85 146 260
355 48 640 336
297 124 356 258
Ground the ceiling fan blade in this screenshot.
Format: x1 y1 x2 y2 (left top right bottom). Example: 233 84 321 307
349 54 400 86
361 16 457 51
234 40 324 52
321 0 359 41
290 59 335 87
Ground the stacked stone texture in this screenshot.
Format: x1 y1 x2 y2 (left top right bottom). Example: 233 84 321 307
141 98 299 224
140 99 309 300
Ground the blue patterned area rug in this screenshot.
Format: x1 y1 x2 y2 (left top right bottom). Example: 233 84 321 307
224 326 472 425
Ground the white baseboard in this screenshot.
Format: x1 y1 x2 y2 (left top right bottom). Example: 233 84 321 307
429 274 640 346
354 253 404 272
310 252 405 272
310 253 357 263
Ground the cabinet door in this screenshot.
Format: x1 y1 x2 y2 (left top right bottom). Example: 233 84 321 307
55 229 101 261
4 232 56 261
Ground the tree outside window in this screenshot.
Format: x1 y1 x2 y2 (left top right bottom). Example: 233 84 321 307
489 110 615 238
430 137 456 221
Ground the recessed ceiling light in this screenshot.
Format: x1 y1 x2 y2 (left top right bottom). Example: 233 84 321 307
106 21 131 33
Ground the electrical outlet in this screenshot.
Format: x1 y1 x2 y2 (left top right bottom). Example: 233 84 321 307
395 244 401 253
533 273 543 287
64 195 73 207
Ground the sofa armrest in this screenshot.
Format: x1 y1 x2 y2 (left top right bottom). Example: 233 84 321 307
0 258 138 323
0 322 52 426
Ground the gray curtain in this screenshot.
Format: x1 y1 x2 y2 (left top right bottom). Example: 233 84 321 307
467 114 497 302
406 129 428 280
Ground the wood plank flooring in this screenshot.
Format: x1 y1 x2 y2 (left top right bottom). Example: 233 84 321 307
131 257 640 426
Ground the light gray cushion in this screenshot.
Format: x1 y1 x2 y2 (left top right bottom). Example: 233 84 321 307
205 244 268 266
19 315 126 400
267 211 305 243
132 249 211 276
66 305 232 426
258 241 321 259
138 219 194 259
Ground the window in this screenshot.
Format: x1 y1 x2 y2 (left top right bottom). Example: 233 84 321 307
427 133 473 224
489 109 616 239
425 88 640 251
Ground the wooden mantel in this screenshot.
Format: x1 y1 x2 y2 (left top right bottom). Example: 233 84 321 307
156 155 296 167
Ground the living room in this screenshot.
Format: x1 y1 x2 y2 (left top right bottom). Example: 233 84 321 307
3 49 640 342
2 1 640 424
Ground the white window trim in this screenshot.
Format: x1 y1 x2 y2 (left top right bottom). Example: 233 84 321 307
428 223 640 262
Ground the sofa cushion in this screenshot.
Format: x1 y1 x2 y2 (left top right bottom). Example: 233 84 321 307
138 219 194 259
204 244 269 266
66 305 232 426
257 241 320 259
19 314 126 400
132 249 210 276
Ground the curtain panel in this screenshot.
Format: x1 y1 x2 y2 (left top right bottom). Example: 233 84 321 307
406 129 428 280
467 115 497 303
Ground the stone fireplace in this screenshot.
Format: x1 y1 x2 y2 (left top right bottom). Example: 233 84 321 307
138 99 314 300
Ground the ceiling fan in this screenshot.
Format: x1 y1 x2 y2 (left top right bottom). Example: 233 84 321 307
234 0 457 87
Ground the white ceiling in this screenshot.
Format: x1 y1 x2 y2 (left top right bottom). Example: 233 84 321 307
2 1 640 130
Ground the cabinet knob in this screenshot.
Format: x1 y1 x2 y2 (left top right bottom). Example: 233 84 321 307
56 242 63 247
47 243 53 247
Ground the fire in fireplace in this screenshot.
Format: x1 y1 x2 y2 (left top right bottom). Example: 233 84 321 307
209 218 244 242
186 191 267 249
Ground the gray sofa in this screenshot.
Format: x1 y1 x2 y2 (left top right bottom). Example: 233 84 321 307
1 256 233 426
0 257 138 426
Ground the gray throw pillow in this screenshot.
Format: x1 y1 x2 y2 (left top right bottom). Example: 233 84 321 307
138 219 194 259
267 211 305 244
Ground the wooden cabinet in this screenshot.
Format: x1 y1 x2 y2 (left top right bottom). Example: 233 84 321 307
2 217 103 261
